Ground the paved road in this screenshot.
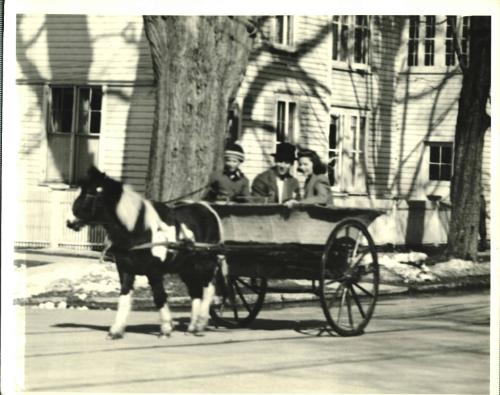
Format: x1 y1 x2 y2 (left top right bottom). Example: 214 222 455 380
12 290 489 394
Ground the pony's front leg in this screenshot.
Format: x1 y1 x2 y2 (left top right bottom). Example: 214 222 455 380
147 274 173 337
108 270 135 340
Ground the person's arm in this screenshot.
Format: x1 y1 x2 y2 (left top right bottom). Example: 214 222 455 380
251 173 269 197
234 177 251 202
301 176 331 205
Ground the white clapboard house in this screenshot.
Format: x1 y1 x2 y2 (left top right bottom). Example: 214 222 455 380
15 15 491 249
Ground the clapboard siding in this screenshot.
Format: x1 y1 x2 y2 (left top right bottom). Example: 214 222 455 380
240 16 331 179
17 15 153 83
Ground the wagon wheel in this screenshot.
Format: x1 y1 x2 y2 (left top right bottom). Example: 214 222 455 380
210 271 267 328
319 218 379 336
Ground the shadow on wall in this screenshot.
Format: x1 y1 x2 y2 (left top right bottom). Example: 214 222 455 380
241 19 333 154
106 22 155 194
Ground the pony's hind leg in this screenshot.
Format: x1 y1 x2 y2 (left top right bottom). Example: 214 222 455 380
196 282 215 332
108 270 135 340
147 273 173 337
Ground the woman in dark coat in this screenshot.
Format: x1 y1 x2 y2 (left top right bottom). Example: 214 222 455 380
286 148 332 207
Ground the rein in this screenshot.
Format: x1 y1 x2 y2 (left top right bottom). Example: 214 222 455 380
160 184 211 204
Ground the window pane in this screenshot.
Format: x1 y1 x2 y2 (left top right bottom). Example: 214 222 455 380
441 164 452 180
332 21 339 60
340 23 349 61
286 16 293 45
288 102 296 139
90 112 101 134
429 164 440 180
78 88 90 133
275 16 284 44
429 146 440 163
50 87 74 133
90 87 103 110
408 16 419 66
329 116 338 150
276 101 285 142
441 146 452 163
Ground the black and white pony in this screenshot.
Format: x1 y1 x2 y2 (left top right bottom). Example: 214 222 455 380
67 166 220 339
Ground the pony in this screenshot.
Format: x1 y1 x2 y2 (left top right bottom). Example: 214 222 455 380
67 166 220 339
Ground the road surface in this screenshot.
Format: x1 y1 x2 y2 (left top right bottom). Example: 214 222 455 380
10 290 490 393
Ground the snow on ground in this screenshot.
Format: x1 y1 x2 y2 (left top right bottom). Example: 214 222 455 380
14 260 149 300
14 251 489 307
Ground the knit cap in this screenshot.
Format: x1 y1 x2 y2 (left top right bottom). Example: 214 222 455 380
224 142 245 162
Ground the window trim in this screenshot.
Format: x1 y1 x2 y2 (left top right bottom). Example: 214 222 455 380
329 107 368 193
41 84 104 186
407 15 470 70
331 15 371 71
271 15 297 51
274 96 300 147
426 141 453 183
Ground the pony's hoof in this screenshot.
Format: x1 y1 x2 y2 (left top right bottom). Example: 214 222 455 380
195 317 209 333
158 332 171 339
107 332 124 340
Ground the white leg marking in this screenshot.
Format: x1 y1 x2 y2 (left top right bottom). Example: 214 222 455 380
188 298 201 333
197 283 215 332
159 304 173 336
109 293 132 339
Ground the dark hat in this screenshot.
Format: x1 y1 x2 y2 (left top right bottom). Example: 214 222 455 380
224 141 245 162
272 142 296 163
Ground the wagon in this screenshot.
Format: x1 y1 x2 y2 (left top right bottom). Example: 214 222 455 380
170 202 383 337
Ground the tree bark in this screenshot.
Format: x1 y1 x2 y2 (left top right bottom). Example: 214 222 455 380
143 16 257 201
448 16 491 260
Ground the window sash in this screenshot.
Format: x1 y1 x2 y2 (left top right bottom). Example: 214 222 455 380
332 15 369 65
428 143 453 181
46 85 102 184
276 100 297 144
329 110 367 190
275 16 294 46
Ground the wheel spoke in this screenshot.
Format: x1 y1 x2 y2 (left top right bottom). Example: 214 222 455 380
235 278 262 293
349 284 366 319
353 281 375 298
233 280 252 313
346 290 354 328
337 287 347 323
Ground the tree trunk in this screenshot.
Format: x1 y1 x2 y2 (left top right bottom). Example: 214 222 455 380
448 16 490 260
143 16 257 201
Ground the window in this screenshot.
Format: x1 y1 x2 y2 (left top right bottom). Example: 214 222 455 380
445 16 457 66
274 16 294 46
332 15 370 66
408 15 470 68
329 109 367 192
275 99 297 145
424 16 435 66
408 16 419 66
45 85 102 184
428 143 453 181
461 16 470 67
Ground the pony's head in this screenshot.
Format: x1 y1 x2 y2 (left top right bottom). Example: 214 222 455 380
67 166 123 231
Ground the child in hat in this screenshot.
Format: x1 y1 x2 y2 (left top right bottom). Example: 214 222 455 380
205 142 250 202
251 142 300 203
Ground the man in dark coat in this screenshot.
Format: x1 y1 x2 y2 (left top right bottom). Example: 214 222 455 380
251 142 300 203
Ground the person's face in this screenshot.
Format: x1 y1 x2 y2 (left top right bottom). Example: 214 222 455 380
298 156 313 176
224 157 240 172
275 160 292 176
